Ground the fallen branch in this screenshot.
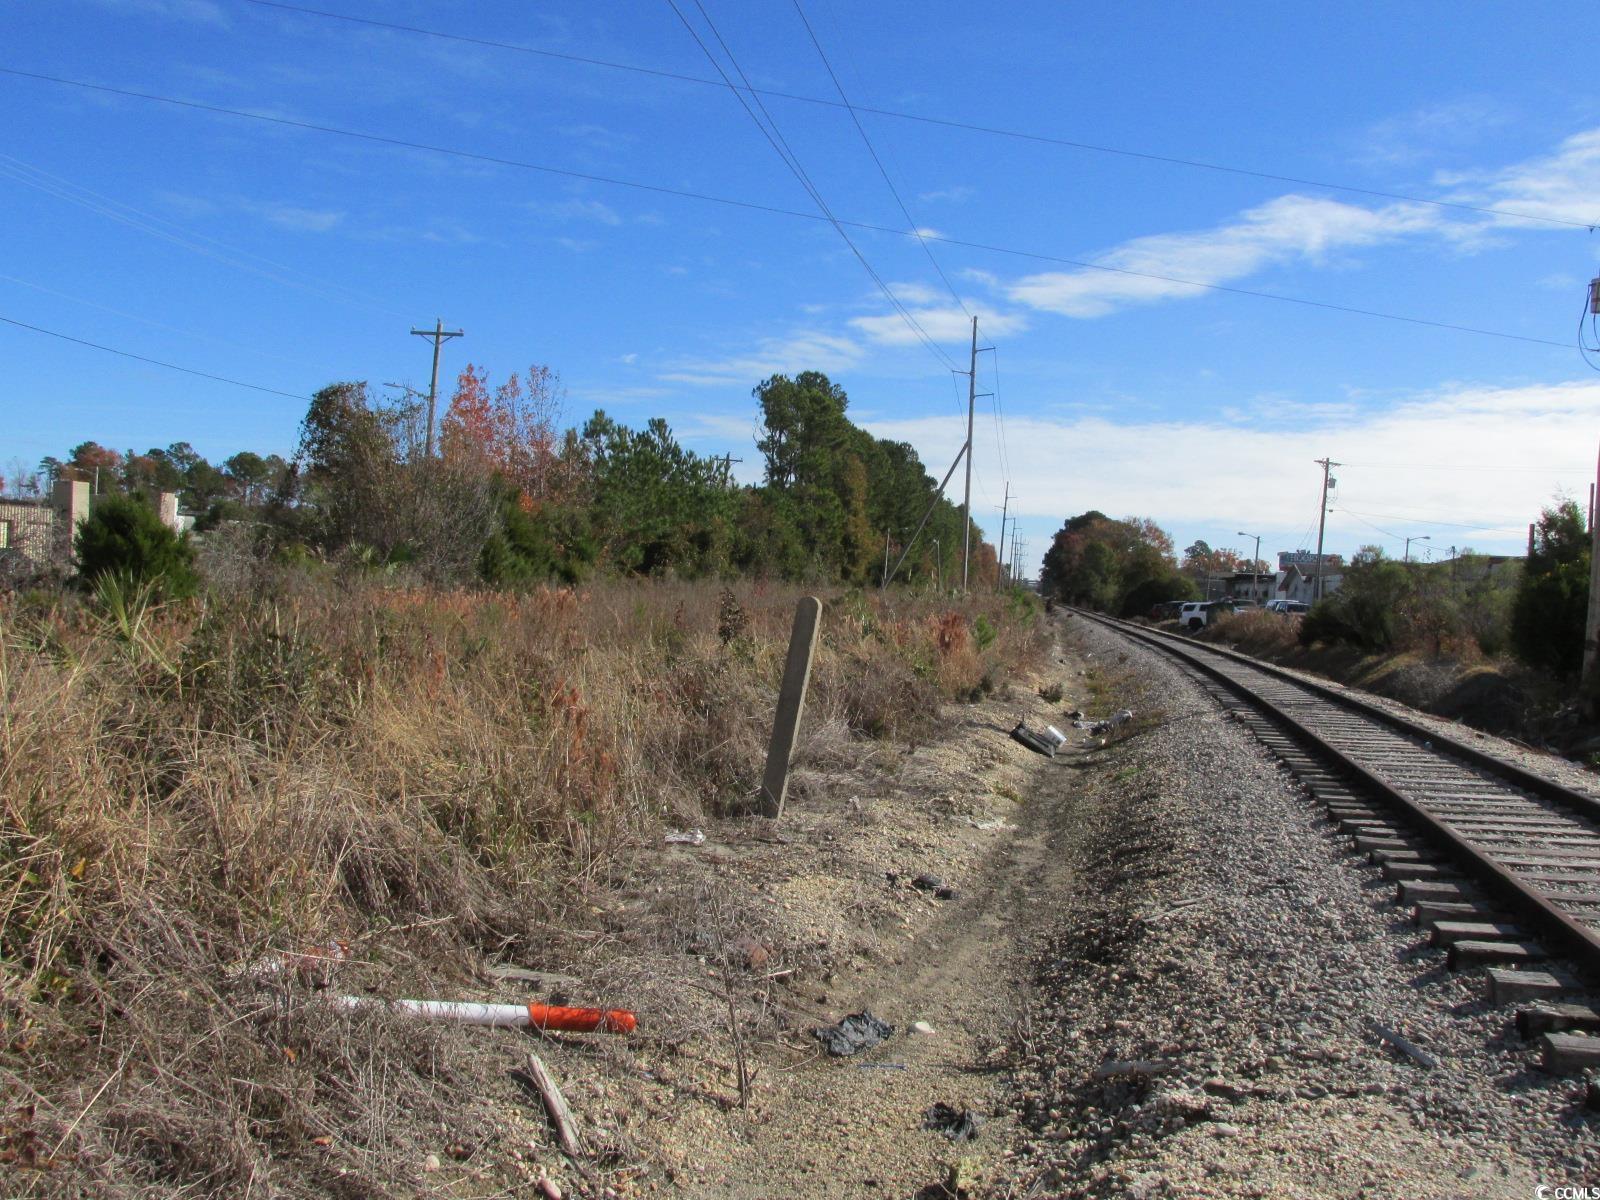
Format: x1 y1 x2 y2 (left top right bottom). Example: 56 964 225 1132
1369 1019 1438 1069
521 1051 583 1159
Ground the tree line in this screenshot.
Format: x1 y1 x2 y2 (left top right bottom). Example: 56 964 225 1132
19 365 999 589
1038 503 1588 678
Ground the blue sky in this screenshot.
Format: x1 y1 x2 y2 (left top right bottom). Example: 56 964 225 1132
7 0 1600 575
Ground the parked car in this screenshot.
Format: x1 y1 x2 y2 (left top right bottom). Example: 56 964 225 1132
1265 599 1310 615
1149 599 1188 621
1178 599 1239 631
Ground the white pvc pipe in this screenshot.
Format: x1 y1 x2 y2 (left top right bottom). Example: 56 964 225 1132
332 996 534 1027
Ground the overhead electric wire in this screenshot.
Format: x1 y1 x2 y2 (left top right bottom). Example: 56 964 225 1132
1332 503 1522 532
0 271 330 370
0 151 407 318
0 66 1573 352
989 343 1012 484
789 0 968 316
234 0 1598 232
662 0 958 373
0 314 311 400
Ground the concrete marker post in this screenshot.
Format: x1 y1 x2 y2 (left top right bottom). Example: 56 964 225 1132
757 596 822 819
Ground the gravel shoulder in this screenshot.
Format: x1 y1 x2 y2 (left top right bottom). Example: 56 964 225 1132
1003 612 1597 1199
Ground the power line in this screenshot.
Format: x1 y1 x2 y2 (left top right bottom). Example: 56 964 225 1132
662 0 958 372
232 0 1598 232
0 66 1572 352
0 151 407 318
0 270 330 370
1332 503 1523 532
789 0 968 317
0 314 311 400
989 343 1012 483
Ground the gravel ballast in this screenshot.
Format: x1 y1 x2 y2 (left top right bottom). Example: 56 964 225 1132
1004 614 1598 1198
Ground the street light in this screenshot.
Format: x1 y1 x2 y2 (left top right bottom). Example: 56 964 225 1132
1404 534 1431 564
1238 530 1262 602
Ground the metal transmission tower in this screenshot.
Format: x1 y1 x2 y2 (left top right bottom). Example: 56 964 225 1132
410 318 463 458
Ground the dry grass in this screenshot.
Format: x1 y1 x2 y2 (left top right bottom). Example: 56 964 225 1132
0 571 1046 1196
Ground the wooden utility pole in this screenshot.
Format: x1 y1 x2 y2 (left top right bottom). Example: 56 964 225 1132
961 316 978 590
411 318 464 458
1583 441 1600 710
1313 457 1340 603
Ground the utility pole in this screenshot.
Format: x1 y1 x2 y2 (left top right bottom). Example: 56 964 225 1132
1238 530 1261 601
411 318 463 458
1313 457 1340 603
961 316 978 591
1583 440 1600 710
997 481 1011 586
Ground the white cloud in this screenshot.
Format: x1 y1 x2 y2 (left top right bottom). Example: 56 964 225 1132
863 380 1598 556
1358 98 1512 167
917 186 974 204
849 304 1029 345
533 198 623 226
83 0 224 21
619 353 639 365
1005 194 1441 318
253 204 343 233
661 329 864 385
1444 128 1600 229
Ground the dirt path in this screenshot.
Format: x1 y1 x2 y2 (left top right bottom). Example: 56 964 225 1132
693 782 1068 1197
579 626 1094 1199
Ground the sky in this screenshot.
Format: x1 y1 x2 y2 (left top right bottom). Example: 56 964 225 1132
7 0 1600 577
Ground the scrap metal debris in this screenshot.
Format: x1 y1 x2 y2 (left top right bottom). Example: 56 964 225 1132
923 1102 984 1142
911 873 958 900
1010 721 1057 758
1074 709 1134 735
813 1010 894 1057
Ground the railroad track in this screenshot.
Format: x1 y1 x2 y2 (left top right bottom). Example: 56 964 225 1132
1075 609 1600 1084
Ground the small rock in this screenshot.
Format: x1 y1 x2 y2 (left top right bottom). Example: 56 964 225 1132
422 1154 442 1173
911 1020 935 1035
1212 1123 1241 1138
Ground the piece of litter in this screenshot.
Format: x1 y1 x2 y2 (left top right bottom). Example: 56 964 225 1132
1010 721 1056 757
911 873 958 900
664 829 705 846
910 1020 935 1035
1369 1019 1438 1069
813 1010 894 1057
923 1102 984 1142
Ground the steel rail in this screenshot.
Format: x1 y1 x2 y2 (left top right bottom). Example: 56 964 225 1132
1074 609 1600 982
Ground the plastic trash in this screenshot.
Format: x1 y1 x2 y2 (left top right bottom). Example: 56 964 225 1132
911 873 957 900
1010 721 1056 757
813 1010 894 1057
923 1102 984 1142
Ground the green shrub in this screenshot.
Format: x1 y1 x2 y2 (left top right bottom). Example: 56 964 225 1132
75 494 199 599
1298 558 1411 652
1511 501 1588 675
974 614 997 650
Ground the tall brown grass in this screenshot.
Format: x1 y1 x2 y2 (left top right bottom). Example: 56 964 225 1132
0 571 1045 1195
